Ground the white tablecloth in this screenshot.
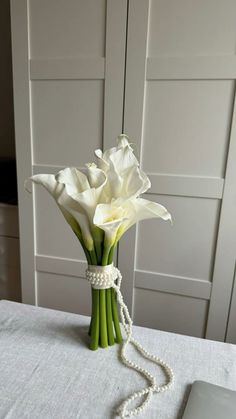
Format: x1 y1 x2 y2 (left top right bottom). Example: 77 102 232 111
0 300 235 419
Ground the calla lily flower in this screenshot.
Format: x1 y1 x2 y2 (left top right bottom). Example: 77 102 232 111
93 202 127 247
27 167 106 251
25 174 80 239
95 134 151 201
56 166 106 222
93 197 171 248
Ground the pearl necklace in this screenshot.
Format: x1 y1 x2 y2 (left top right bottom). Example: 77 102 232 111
86 264 174 418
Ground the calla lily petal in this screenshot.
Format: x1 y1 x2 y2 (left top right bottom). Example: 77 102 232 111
94 197 171 246
109 145 139 176
56 165 107 235
129 198 172 222
117 134 131 148
57 165 106 218
27 174 63 199
117 198 171 240
28 174 88 245
57 187 94 250
65 186 98 219
95 135 149 201
95 148 116 171
93 203 127 246
56 167 90 192
124 166 151 199
66 207 93 250
94 203 126 225
85 164 107 191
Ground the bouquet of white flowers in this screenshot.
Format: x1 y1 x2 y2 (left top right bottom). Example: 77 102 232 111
27 135 174 417
28 134 171 350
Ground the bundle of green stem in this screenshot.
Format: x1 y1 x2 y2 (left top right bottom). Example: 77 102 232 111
85 242 122 351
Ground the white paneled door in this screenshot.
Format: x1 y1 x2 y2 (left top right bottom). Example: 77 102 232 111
119 0 236 342
11 0 127 314
11 0 236 342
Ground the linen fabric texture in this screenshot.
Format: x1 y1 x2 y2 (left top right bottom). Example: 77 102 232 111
0 300 236 419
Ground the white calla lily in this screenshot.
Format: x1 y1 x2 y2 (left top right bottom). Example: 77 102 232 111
56 167 90 191
118 198 172 240
56 166 106 221
56 166 107 259
95 134 151 201
27 173 94 251
93 203 127 247
56 186 94 250
109 140 139 175
93 197 171 248
26 174 76 234
124 165 151 198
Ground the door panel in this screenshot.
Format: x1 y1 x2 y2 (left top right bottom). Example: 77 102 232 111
29 0 106 59
11 0 127 309
120 0 236 340
32 80 103 167
134 289 209 338
37 271 91 316
148 0 236 56
136 195 220 281
143 80 234 177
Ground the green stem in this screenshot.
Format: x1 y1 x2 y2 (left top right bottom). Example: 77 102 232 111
84 247 92 265
87 247 96 340
88 285 93 336
88 239 122 349
94 240 102 265
99 289 108 348
108 245 115 265
106 288 115 346
111 288 122 343
102 246 111 266
89 248 97 265
92 227 103 266
90 288 99 350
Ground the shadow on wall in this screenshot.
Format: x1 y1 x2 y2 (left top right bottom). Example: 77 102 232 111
0 0 18 204
0 0 15 160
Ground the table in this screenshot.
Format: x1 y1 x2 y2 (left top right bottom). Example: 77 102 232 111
0 300 236 419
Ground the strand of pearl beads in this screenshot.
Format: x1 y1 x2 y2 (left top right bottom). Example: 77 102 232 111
86 264 174 418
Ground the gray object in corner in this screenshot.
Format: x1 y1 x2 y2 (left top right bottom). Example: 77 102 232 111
182 381 236 419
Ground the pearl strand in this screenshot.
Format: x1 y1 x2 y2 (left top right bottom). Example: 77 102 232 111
86 264 174 418
86 265 117 289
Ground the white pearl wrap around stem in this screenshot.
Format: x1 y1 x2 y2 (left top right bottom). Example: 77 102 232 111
85 264 174 418
86 264 117 289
